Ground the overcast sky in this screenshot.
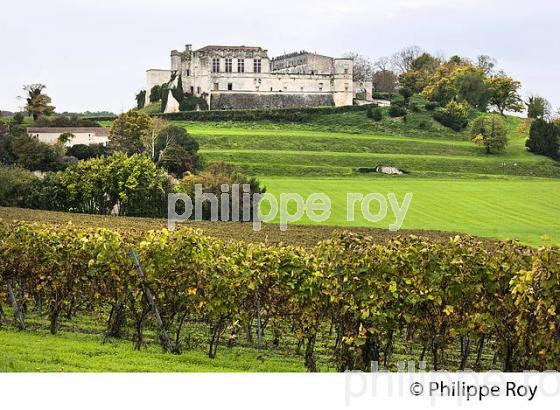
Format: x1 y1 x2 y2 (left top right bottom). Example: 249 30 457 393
1 0 559 114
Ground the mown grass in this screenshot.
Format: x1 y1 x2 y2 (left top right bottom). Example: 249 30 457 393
262 177 560 246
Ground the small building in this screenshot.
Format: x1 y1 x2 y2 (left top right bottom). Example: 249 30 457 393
27 127 110 146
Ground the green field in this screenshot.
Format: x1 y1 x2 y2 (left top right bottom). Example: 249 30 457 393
160 106 559 246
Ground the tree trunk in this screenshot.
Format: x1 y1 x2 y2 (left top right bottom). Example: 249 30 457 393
304 330 318 372
474 335 485 371
7 282 25 330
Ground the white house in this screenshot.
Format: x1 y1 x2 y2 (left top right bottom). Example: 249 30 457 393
27 127 110 146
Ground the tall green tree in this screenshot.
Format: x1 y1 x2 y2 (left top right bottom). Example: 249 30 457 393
526 95 551 120
526 119 559 160
486 75 523 115
23 84 55 121
109 110 153 154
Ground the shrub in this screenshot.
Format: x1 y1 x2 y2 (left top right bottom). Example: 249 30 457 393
409 102 420 112
157 105 368 122
433 100 471 131
371 92 393 100
388 105 407 117
399 87 413 104
367 106 383 121
66 143 106 160
177 161 265 221
418 120 429 129
0 164 37 206
149 85 162 102
12 112 25 124
179 93 209 111
425 101 439 111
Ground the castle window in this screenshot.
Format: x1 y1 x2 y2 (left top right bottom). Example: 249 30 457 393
214 83 219 91
345 83 349 91
253 59 261 73
237 59 245 73
197 86 201 94
212 58 220 73
190 86 194 94
228 83 233 91
344 68 349 75
225 58 232 73
318 83 323 91
186 69 190 76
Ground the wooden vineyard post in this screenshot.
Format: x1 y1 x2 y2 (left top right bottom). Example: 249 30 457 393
129 249 176 354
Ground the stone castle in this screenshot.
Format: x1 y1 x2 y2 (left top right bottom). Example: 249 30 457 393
146 44 365 112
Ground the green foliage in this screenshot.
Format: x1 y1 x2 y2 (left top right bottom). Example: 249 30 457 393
433 100 471 131
27 152 172 217
109 110 153 154
57 132 74 145
470 115 508 154
9 134 65 171
0 165 37 206
367 106 383 121
66 143 106 160
526 95 551 120
526 119 560 160
33 115 100 127
398 87 413 104
149 85 162 103
178 161 265 221
23 84 55 121
12 112 25 125
158 104 367 122
155 125 200 177
136 90 146 109
160 84 169 113
388 105 407 117
425 101 438 111
486 75 524 115
0 223 558 371
179 93 209 111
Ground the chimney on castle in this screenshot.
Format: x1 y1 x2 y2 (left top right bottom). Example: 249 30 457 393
185 44 192 53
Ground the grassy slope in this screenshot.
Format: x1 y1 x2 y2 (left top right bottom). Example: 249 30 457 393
162 106 559 246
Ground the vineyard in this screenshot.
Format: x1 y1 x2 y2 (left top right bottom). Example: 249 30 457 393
0 220 558 372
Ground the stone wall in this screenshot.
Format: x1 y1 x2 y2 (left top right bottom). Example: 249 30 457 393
211 92 335 110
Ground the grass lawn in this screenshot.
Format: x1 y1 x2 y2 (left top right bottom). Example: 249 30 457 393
262 177 560 246
0 330 305 372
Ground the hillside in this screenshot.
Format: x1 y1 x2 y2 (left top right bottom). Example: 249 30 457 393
175 107 560 179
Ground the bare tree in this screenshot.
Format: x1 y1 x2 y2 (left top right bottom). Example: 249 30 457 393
390 46 422 73
343 52 374 83
372 57 398 94
476 55 497 75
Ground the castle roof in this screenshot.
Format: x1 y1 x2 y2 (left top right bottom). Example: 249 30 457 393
196 45 264 52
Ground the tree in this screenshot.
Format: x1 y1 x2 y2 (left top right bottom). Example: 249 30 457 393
9 134 64 171
526 119 559 160
58 132 74 145
343 52 374 84
470 115 508 154
109 110 153 154
476 55 497 75
367 106 383 121
486 75 523 115
398 87 413 104
391 46 422 73
141 117 168 160
23 84 55 121
136 90 146 109
155 125 200 176
526 95 551 120
149 85 162 103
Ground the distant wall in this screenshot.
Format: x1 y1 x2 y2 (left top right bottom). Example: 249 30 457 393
210 92 335 110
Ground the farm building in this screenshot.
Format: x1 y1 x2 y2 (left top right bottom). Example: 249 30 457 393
27 127 110 146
